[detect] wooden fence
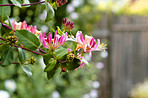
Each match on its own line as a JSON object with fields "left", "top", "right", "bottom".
{"left": 111, "top": 15, "right": 148, "bottom": 98}
{"left": 94, "top": 15, "right": 148, "bottom": 98}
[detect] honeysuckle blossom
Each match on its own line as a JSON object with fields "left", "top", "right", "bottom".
{"left": 39, "top": 31, "right": 68, "bottom": 51}
{"left": 55, "top": 0, "right": 67, "bottom": 7}
{"left": 63, "top": 18, "right": 74, "bottom": 31}
{"left": 76, "top": 31, "right": 100, "bottom": 57}
{"left": 12, "top": 20, "right": 41, "bottom": 36}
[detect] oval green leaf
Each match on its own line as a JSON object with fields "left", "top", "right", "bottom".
{"left": 16, "top": 30, "right": 40, "bottom": 50}
{"left": 45, "top": 2, "right": 55, "bottom": 22}
{"left": 54, "top": 48, "right": 68, "bottom": 60}
{"left": 18, "top": 48, "right": 26, "bottom": 64}
{"left": 1, "top": 47, "right": 14, "bottom": 66}
{"left": 44, "top": 58, "right": 57, "bottom": 72}
{"left": 20, "top": 64, "right": 32, "bottom": 77}
{"left": 0, "top": 0, "right": 11, "bottom": 22}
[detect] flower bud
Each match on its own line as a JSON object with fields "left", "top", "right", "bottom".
{"left": 55, "top": 0, "right": 67, "bottom": 7}
{"left": 6, "top": 36, "right": 18, "bottom": 46}
{"left": 28, "top": 57, "right": 36, "bottom": 65}
{"left": 66, "top": 53, "right": 75, "bottom": 62}
{"left": 63, "top": 18, "right": 74, "bottom": 31}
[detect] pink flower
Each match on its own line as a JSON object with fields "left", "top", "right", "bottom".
{"left": 63, "top": 18, "right": 74, "bottom": 31}
{"left": 12, "top": 20, "right": 41, "bottom": 36}
{"left": 75, "top": 31, "right": 100, "bottom": 57}
{"left": 39, "top": 31, "right": 68, "bottom": 51}
{"left": 55, "top": 0, "right": 67, "bottom": 7}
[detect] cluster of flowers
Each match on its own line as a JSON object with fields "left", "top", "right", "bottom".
{"left": 12, "top": 20, "right": 41, "bottom": 36}
{"left": 11, "top": 18, "right": 106, "bottom": 69}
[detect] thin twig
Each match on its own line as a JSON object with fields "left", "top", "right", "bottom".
{"left": 1, "top": 22, "right": 15, "bottom": 31}
{"left": 0, "top": 37, "right": 6, "bottom": 41}
{"left": 0, "top": 1, "right": 45, "bottom": 6}
{"left": 14, "top": 45, "right": 44, "bottom": 55}
{"left": 0, "top": 43, "right": 4, "bottom": 45}
{"left": 0, "top": 62, "right": 19, "bottom": 65}
{"left": 0, "top": 37, "right": 44, "bottom": 55}
{"left": 38, "top": 48, "right": 47, "bottom": 54}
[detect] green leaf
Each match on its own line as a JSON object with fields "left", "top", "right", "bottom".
{"left": 64, "top": 58, "right": 80, "bottom": 70}
{"left": 47, "top": 70, "right": 56, "bottom": 80}
{"left": 50, "top": 27, "right": 55, "bottom": 34}
{"left": 18, "top": 48, "right": 26, "bottom": 64}
{"left": 1, "top": 47, "right": 14, "bottom": 66}
{"left": 23, "top": 0, "right": 30, "bottom": 7}
{"left": 77, "top": 57, "right": 89, "bottom": 67}
{"left": 16, "top": 30, "right": 40, "bottom": 50}
{"left": 54, "top": 48, "right": 68, "bottom": 60}
{"left": 45, "top": 2, "right": 55, "bottom": 22}
{"left": 20, "top": 64, "right": 32, "bottom": 77}
{"left": 57, "top": 26, "right": 63, "bottom": 35}
{"left": 43, "top": 52, "right": 53, "bottom": 65}
{"left": 51, "top": 2, "right": 57, "bottom": 10}
{"left": 0, "top": 0, "right": 11, "bottom": 22}
{"left": 44, "top": 58, "right": 57, "bottom": 72}
{"left": 0, "top": 44, "right": 9, "bottom": 52}
{"left": 7, "top": 16, "right": 14, "bottom": 31}
{"left": 10, "top": 0, "right": 22, "bottom": 8}
{"left": 46, "top": 63, "right": 59, "bottom": 80}
{"left": 1, "top": 24, "right": 11, "bottom": 36}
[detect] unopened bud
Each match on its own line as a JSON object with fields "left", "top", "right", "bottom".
{"left": 66, "top": 53, "right": 75, "bottom": 62}
{"left": 28, "top": 57, "right": 36, "bottom": 65}
{"left": 63, "top": 18, "right": 74, "bottom": 31}
{"left": 6, "top": 36, "right": 18, "bottom": 46}
{"left": 55, "top": 0, "right": 67, "bottom": 7}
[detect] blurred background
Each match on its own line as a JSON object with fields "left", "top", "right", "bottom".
{"left": 0, "top": 0, "right": 148, "bottom": 98}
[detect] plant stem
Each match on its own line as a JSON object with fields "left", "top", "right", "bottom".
{"left": 14, "top": 45, "right": 44, "bottom": 55}
{"left": 0, "top": 37, "right": 44, "bottom": 55}
{"left": 0, "top": 22, "right": 15, "bottom": 31}
{"left": 0, "top": 1, "right": 45, "bottom": 6}
{"left": 0, "top": 62, "right": 19, "bottom": 65}
{"left": 0, "top": 37, "right": 6, "bottom": 41}
{"left": 0, "top": 43, "right": 4, "bottom": 45}
{"left": 38, "top": 48, "right": 47, "bottom": 54}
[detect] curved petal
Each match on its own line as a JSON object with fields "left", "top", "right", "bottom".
{"left": 63, "top": 32, "right": 68, "bottom": 44}
{"left": 91, "top": 39, "right": 100, "bottom": 51}
{"left": 76, "top": 31, "right": 84, "bottom": 44}
{"left": 42, "top": 39, "right": 48, "bottom": 48}
{"left": 59, "top": 35, "right": 63, "bottom": 44}
{"left": 90, "top": 38, "right": 96, "bottom": 48}
{"left": 54, "top": 30, "right": 58, "bottom": 44}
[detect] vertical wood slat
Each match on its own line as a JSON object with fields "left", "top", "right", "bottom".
{"left": 111, "top": 16, "right": 148, "bottom": 98}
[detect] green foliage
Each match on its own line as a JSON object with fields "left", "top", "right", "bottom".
{"left": 10, "top": 0, "right": 22, "bottom": 8}
{"left": 57, "top": 26, "right": 63, "bottom": 35}
{"left": 45, "top": 1, "right": 55, "bottom": 22}
{"left": 47, "top": 63, "right": 59, "bottom": 80}
{"left": 44, "top": 58, "right": 57, "bottom": 72}
{"left": 0, "top": 0, "right": 11, "bottom": 22}
{"left": 43, "top": 52, "right": 53, "bottom": 65}
{"left": 64, "top": 58, "right": 80, "bottom": 70}
{"left": 16, "top": 30, "right": 40, "bottom": 50}
{"left": 1, "top": 47, "right": 14, "bottom": 66}
{"left": 54, "top": 48, "right": 68, "bottom": 60}
{"left": 20, "top": 64, "right": 32, "bottom": 77}
{"left": 18, "top": 48, "right": 26, "bottom": 64}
